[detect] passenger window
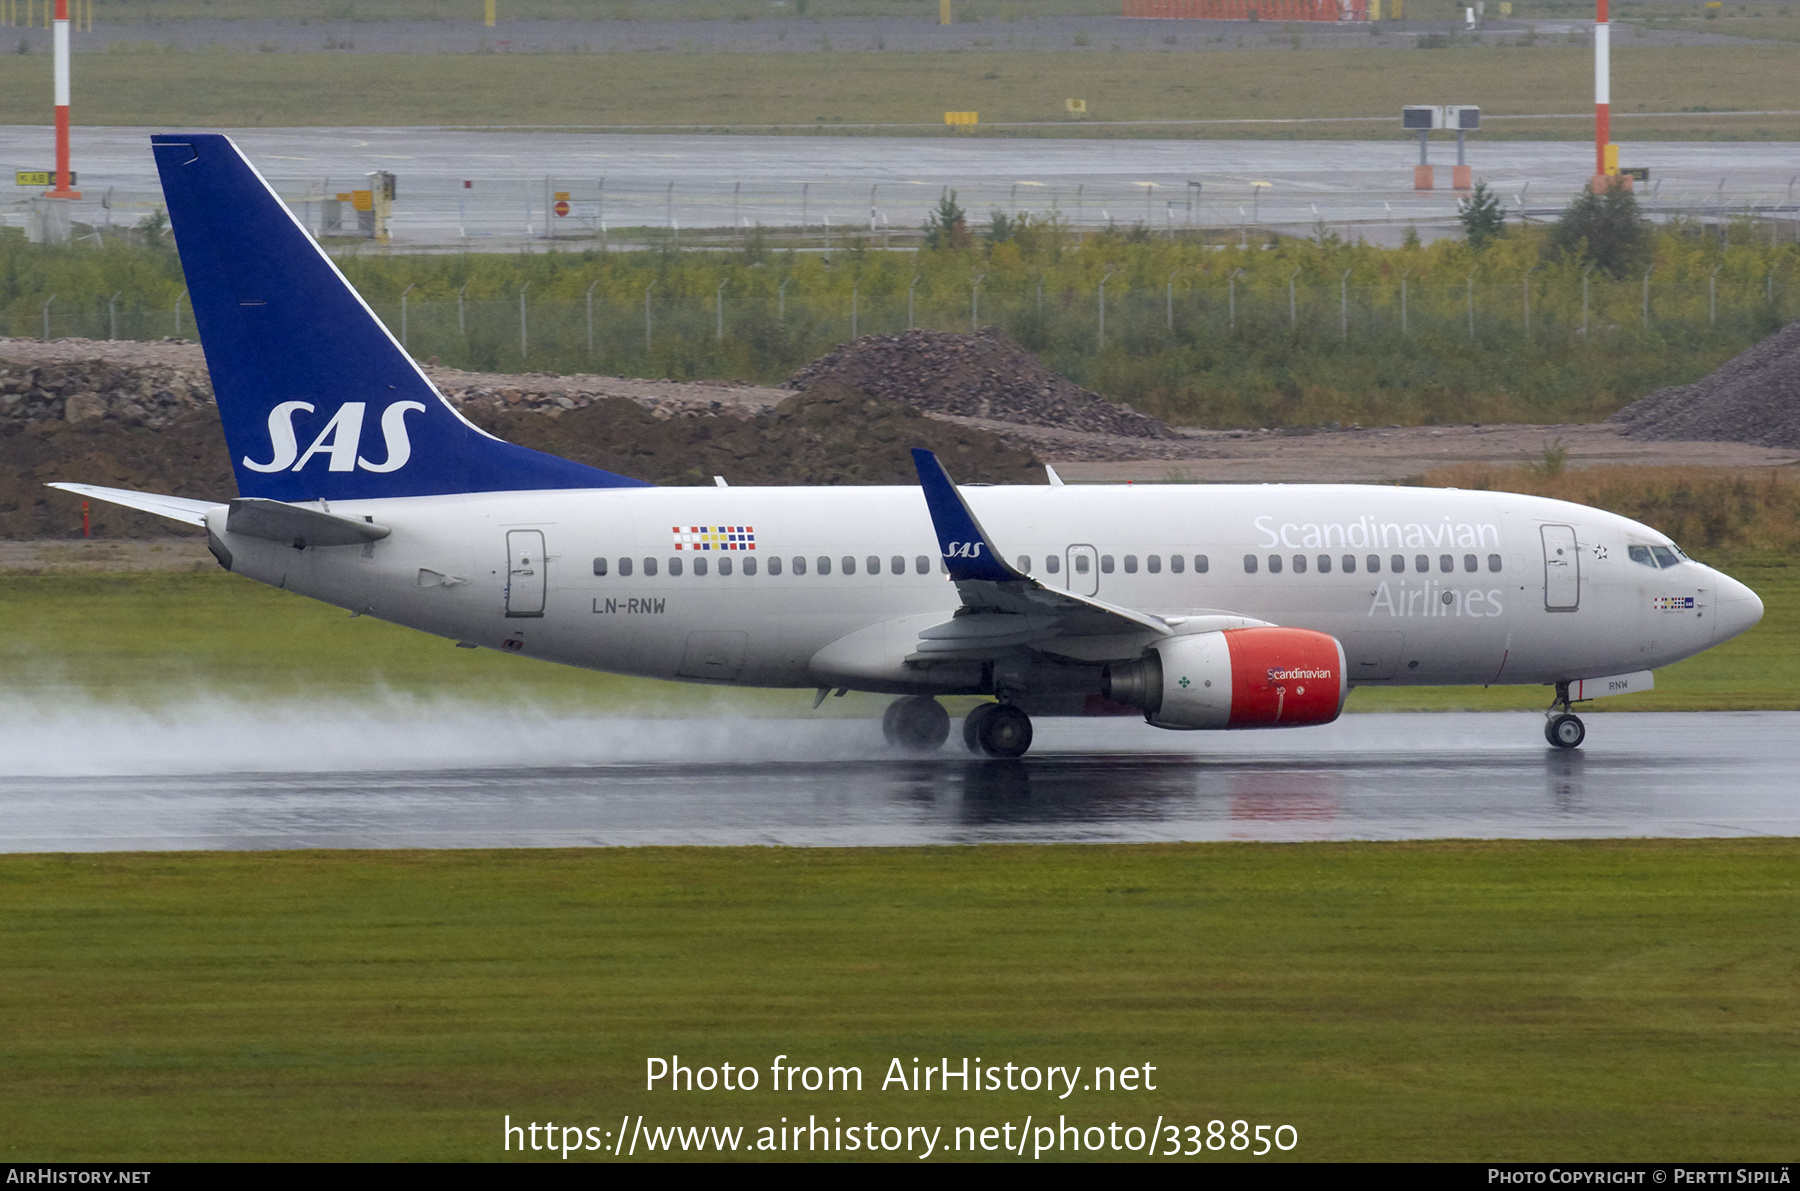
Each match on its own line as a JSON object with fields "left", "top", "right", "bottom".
{"left": 1487, "top": 554, "right": 1502, "bottom": 572}
{"left": 1100, "top": 555, "right": 1115, "bottom": 574}
{"left": 1628, "top": 545, "right": 1655, "bottom": 567}
{"left": 643, "top": 557, "right": 658, "bottom": 577}
{"left": 818, "top": 556, "right": 831, "bottom": 575}
{"left": 1170, "top": 554, "right": 1184, "bottom": 574}
{"left": 1318, "top": 554, "right": 1331, "bottom": 574}
{"left": 620, "top": 557, "right": 634, "bottom": 577}
{"left": 1123, "top": 555, "right": 1138, "bottom": 574}
{"left": 1075, "top": 555, "right": 1090, "bottom": 575}
{"left": 1244, "top": 554, "right": 1258, "bottom": 574}
{"left": 866, "top": 555, "right": 879, "bottom": 575}
{"left": 1045, "top": 555, "right": 1060, "bottom": 574}
{"left": 593, "top": 557, "right": 608, "bottom": 576}
{"left": 792, "top": 556, "right": 806, "bottom": 575}
{"left": 1293, "top": 554, "right": 1307, "bottom": 574}
{"left": 1439, "top": 554, "right": 1453, "bottom": 573}
{"left": 1268, "top": 555, "right": 1283, "bottom": 574}
{"left": 1195, "top": 555, "right": 1208, "bottom": 574}
{"left": 1367, "top": 555, "right": 1380, "bottom": 573}
{"left": 843, "top": 556, "right": 856, "bottom": 575}
{"left": 670, "top": 557, "right": 684, "bottom": 577}
{"left": 915, "top": 555, "right": 930, "bottom": 575}
{"left": 1343, "top": 554, "right": 1356, "bottom": 574}
{"left": 743, "top": 556, "right": 758, "bottom": 576}
{"left": 1391, "top": 555, "right": 1405, "bottom": 573}
{"left": 1463, "top": 553, "right": 1477, "bottom": 572}
{"left": 892, "top": 555, "right": 905, "bottom": 575}
{"left": 1652, "top": 545, "right": 1680, "bottom": 568}
{"left": 695, "top": 556, "right": 709, "bottom": 577}
{"left": 1017, "top": 556, "right": 1031, "bottom": 573}
{"left": 1414, "top": 555, "right": 1429, "bottom": 573}
{"left": 1148, "top": 554, "right": 1162, "bottom": 574}
{"left": 719, "top": 557, "right": 733, "bottom": 576}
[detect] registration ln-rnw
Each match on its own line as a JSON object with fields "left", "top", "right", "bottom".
{"left": 58, "top": 136, "right": 1764, "bottom": 758}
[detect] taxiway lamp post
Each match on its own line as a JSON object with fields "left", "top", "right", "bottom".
{"left": 1403, "top": 105, "right": 1441, "bottom": 191}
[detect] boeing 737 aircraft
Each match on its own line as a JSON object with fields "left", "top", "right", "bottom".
{"left": 55, "top": 135, "right": 1764, "bottom": 757}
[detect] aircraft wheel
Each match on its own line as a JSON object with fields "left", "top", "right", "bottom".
{"left": 976, "top": 704, "right": 1034, "bottom": 759}
{"left": 885, "top": 696, "right": 950, "bottom": 752}
{"left": 963, "top": 703, "right": 998, "bottom": 755}
{"left": 1546, "top": 713, "right": 1585, "bottom": 750}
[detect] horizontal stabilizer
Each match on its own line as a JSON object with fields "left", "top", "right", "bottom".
{"left": 46, "top": 482, "right": 219, "bottom": 527}
{"left": 226, "top": 498, "right": 391, "bottom": 549}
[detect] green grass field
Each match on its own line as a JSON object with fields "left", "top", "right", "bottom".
{"left": 1, "top": 840, "right": 1794, "bottom": 1161}
{"left": 2, "top": 559, "right": 1792, "bottom": 711}
{"left": 4, "top": 45, "right": 1799, "bottom": 137}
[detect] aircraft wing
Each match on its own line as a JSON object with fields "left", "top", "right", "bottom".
{"left": 910, "top": 449, "right": 1182, "bottom": 658}
{"left": 46, "top": 482, "right": 221, "bottom": 528}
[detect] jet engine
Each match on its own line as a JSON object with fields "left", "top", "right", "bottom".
{"left": 1102, "top": 627, "right": 1347, "bottom": 730}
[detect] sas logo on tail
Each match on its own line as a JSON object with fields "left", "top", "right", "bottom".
{"left": 243, "top": 400, "right": 426, "bottom": 473}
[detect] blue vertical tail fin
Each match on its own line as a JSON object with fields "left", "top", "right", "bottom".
{"left": 151, "top": 133, "right": 647, "bottom": 501}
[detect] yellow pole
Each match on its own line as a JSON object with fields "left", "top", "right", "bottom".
{"left": 939, "top": 0, "right": 951, "bottom": 24}
{"left": 485, "top": 0, "right": 496, "bottom": 27}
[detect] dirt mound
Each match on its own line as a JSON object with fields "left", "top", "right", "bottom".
{"left": 9, "top": 386, "right": 1039, "bottom": 539}
{"left": 472, "top": 385, "right": 1041, "bottom": 488}
{"left": 1611, "top": 319, "right": 1800, "bottom": 448}
{"left": 786, "top": 327, "right": 1177, "bottom": 440}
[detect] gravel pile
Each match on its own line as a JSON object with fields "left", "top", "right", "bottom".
{"left": 1611, "top": 319, "right": 1800, "bottom": 448}
{"left": 786, "top": 327, "right": 1177, "bottom": 440}
{"left": 0, "top": 351, "right": 213, "bottom": 430}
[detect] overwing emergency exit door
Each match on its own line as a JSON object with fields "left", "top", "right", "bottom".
{"left": 1541, "top": 523, "right": 1580, "bottom": 612}
{"left": 1065, "top": 544, "right": 1099, "bottom": 596}
{"left": 506, "top": 529, "right": 546, "bottom": 618}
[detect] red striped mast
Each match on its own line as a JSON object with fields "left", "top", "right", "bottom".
{"left": 1594, "top": 0, "right": 1613, "bottom": 186}
{"left": 46, "top": 0, "right": 80, "bottom": 199}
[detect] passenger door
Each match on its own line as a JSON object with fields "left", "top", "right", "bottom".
{"left": 1541, "top": 524, "right": 1579, "bottom": 612}
{"left": 505, "top": 529, "right": 546, "bottom": 618}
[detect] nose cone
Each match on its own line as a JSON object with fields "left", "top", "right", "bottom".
{"left": 1712, "top": 571, "right": 1765, "bottom": 645}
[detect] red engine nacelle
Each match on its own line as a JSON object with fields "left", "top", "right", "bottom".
{"left": 1102, "top": 627, "right": 1347, "bottom": 730}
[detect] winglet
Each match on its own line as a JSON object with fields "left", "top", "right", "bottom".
{"left": 911, "top": 448, "right": 1028, "bottom": 583}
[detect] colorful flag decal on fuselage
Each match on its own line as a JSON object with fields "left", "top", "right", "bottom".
{"left": 672, "top": 525, "right": 756, "bottom": 551}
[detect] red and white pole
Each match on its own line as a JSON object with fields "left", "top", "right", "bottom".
{"left": 1594, "top": 0, "right": 1612, "bottom": 185}
{"left": 47, "top": 0, "right": 80, "bottom": 199}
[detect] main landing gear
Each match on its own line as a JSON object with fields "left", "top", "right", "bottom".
{"left": 882, "top": 696, "right": 951, "bottom": 752}
{"left": 963, "top": 702, "right": 1034, "bottom": 759}
{"left": 1544, "top": 681, "right": 1586, "bottom": 750}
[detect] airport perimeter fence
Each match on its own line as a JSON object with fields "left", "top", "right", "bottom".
{"left": 17, "top": 269, "right": 1794, "bottom": 387}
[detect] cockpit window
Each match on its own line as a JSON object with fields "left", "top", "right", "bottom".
{"left": 1630, "top": 543, "right": 1686, "bottom": 569}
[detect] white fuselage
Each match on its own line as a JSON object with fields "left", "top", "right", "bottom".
{"left": 204, "top": 483, "right": 1763, "bottom": 701}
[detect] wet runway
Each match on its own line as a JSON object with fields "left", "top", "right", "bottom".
{"left": 1, "top": 711, "right": 1793, "bottom": 851}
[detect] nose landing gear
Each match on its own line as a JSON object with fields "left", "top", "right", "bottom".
{"left": 1544, "top": 681, "right": 1586, "bottom": 750}
{"left": 881, "top": 696, "right": 951, "bottom": 752}
{"left": 963, "top": 702, "right": 1034, "bottom": 758}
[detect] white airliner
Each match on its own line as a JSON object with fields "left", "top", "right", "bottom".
{"left": 55, "top": 136, "right": 1764, "bottom": 758}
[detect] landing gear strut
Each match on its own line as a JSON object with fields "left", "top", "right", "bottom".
{"left": 1544, "top": 681, "right": 1586, "bottom": 750}
{"left": 962, "top": 702, "right": 1034, "bottom": 758}
{"left": 882, "top": 696, "right": 950, "bottom": 752}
